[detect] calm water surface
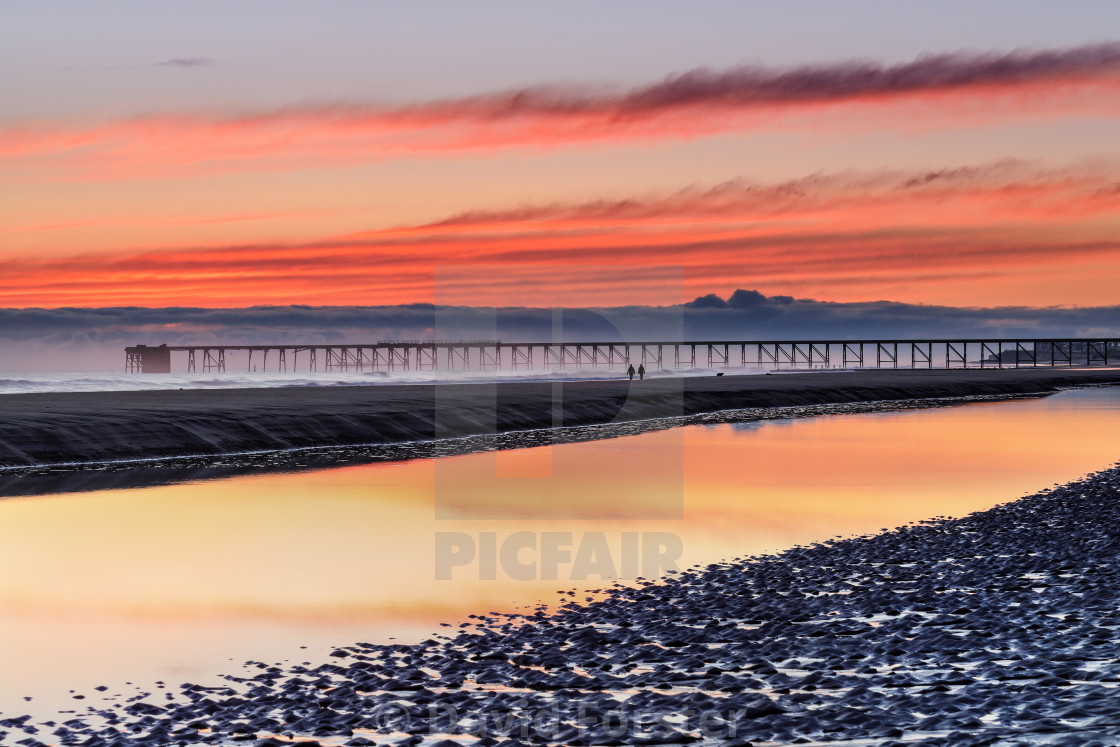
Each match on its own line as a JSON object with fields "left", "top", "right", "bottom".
{"left": 1, "top": 388, "right": 1118, "bottom": 718}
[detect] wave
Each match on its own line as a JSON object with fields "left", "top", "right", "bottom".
{"left": 0, "top": 366, "right": 799, "bottom": 395}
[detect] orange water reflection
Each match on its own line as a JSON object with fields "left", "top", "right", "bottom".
{"left": 0, "top": 388, "right": 1117, "bottom": 714}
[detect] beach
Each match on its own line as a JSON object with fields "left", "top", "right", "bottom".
{"left": 2, "top": 368, "right": 1119, "bottom": 471}
{"left": 2, "top": 375, "right": 1119, "bottom": 745}
{"left": 9, "top": 461, "right": 1120, "bottom": 746}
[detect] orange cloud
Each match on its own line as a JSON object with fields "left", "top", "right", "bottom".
{"left": 2, "top": 45, "right": 1120, "bottom": 180}
{"left": 2, "top": 162, "right": 1118, "bottom": 308}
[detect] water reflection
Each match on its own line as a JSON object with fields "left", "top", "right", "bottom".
{"left": 0, "top": 388, "right": 1117, "bottom": 717}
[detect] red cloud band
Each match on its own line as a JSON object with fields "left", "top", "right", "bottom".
{"left": 2, "top": 162, "right": 1117, "bottom": 308}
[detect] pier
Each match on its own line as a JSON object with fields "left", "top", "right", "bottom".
{"left": 124, "top": 338, "right": 1120, "bottom": 374}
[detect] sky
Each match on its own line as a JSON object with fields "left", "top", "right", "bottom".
{"left": 1, "top": 1, "right": 1119, "bottom": 321}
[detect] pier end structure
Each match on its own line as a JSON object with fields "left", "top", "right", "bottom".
{"left": 124, "top": 344, "right": 172, "bottom": 374}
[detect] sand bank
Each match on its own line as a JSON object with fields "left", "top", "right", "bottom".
{"left": 1, "top": 368, "right": 1118, "bottom": 471}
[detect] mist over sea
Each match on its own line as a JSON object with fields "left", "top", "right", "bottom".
{"left": 0, "top": 367, "right": 778, "bottom": 395}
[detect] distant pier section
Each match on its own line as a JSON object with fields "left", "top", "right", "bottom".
{"left": 124, "top": 338, "right": 1120, "bottom": 374}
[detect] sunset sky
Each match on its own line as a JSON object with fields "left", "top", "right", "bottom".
{"left": 2, "top": 1, "right": 1119, "bottom": 311}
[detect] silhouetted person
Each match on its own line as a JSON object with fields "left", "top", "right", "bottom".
{"left": 627, "top": 364, "right": 635, "bottom": 380}
{"left": 638, "top": 364, "right": 646, "bottom": 380}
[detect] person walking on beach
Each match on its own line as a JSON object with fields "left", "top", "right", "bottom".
{"left": 627, "top": 364, "right": 635, "bottom": 380}
{"left": 638, "top": 364, "right": 645, "bottom": 380}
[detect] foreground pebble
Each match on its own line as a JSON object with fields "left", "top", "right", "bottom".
{"left": 6, "top": 464, "right": 1120, "bottom": 747}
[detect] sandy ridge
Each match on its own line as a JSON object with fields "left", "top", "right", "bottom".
{"left": 1, "top": 368, "right": 1118, "bottom": 468}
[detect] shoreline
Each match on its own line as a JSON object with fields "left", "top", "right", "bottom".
{"left": 0, "top": 390, "right": 1050, "bottom": 497}
{"left": 13, "top": 461, "right": 1120, "bottom": 744}
{"left": 2, "top": 368, "right": 1119, "bottom": 472}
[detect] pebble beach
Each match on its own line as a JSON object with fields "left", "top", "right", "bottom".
{"left": 5, "top": 460, "right": 1120, "bottom": 746}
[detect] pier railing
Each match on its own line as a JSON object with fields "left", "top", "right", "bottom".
{"left": 124, "top": 339, "right": 1120, "bottom": 374}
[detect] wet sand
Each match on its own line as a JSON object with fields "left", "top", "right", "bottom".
{"left": 2, "top": 368, "right": 1119, "bottom": 470}
{"left": 9, "top": 463, "right": 1120, "bottom": 745}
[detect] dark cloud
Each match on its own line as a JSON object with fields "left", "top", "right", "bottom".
{"left": 156, "top": 57, "right": 214, "bottom": 68}
{"left": 685, "top": 294, "right": 727, "bottom": 309}
{"left": 393, "top": 42, "right": 1120, "bottom": 122}
{"left": 610, "top": 43, "right": 1120, "bottom": 113}
{"left": 727, "top": 290, "right": 767, "bottom": 309}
